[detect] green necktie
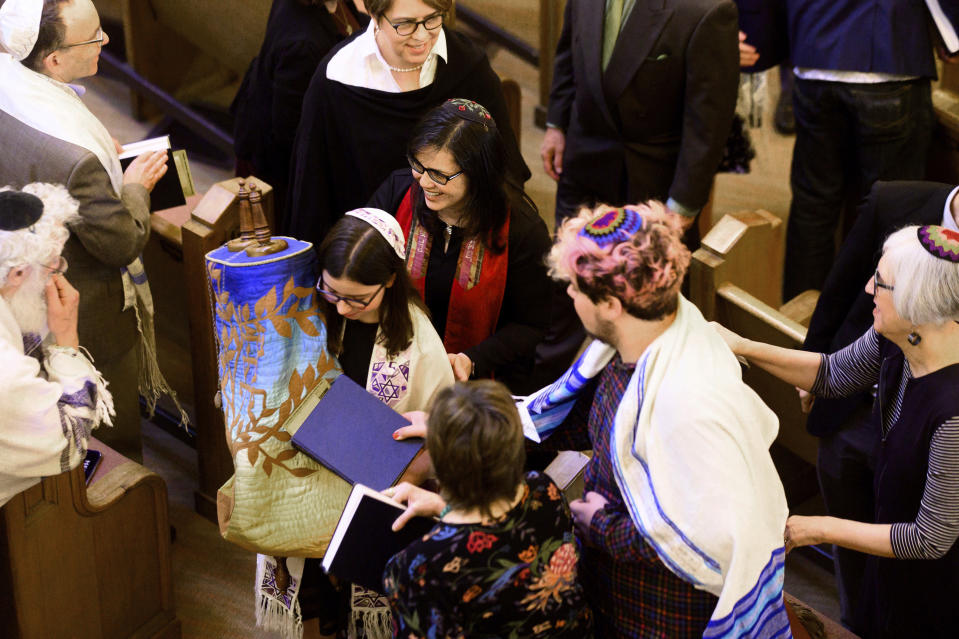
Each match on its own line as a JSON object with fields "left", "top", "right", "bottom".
{"left": 602, "top": 0, "right": 625, "bottom": 70}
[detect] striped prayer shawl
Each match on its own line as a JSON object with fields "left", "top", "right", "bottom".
{"left": 527, "top": 297, "right": 792, "bottom": 638}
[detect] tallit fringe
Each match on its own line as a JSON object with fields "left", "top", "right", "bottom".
{"left": 349, "top": 607, "right": 392, "bottom": 639}
{"left": 255, "top": 591, "right": 303, "bottom": 639}
{"left": 77, "top": 345, "right": 115, "bottom": 427}
{"left": 254, "top": 556, "right": 303, "bottom": 639}
{"left": 133, "top": 299, "right": 190, "bottom": 428}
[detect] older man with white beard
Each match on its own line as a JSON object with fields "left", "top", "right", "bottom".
{"left": 0, "top": 183, "right": 113, "bottom": 507}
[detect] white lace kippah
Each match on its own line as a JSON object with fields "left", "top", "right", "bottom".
{"left": 344, "top": 208, "right": 407, "bottom": 260}
{"left": 0, "top": 0, "right": 43, "bottom": 61}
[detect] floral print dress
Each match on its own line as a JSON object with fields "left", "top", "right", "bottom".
{"left": 383, "top": 472, "right": 593, "bottom": 638}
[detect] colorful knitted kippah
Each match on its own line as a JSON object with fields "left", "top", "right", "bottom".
{"left": 0, "top": 190, "right": 43, "bottom": 231}
{"left": 578, "top": 206, "right": 645, "bottom": 247}
{"left": 443, "top": 98, "right": 494, "bottom": 127}
{"left": 917, "top": 225, "right": 959, "bottom": 263}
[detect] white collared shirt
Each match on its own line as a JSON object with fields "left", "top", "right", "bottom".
{"left": 943, "top": 186, "right": 959, "bottom": 232}
{"left": 326, "top": 19, "right": 447, "bottom": 93}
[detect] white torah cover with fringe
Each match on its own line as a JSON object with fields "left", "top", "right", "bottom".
{"left": 527, "top": 296, "right": 792, "bottom": 639}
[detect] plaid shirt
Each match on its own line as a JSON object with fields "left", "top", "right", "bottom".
{"left": 575, "top": 355, "right": 718, "bottom": 638}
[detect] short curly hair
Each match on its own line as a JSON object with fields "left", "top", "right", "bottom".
{"left": 427, "top": 380, "right": 525, "bottom": 519}
{"left": 548, "top": 201, "right": 691, "bottom": 320}
{"left": 0, "top": 183, "right": 79, "bottom": 285}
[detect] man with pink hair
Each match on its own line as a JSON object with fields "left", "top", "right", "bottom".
{"left": 525, "top": 202, "right": 791, "bottom": 639}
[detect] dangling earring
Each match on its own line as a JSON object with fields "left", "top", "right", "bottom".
{"left": 907, "top": 329, "right": 922, "bottom": 346}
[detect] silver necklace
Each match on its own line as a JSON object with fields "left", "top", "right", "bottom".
{"left": 388, "top": 62, "right": 423, "bottom": 73}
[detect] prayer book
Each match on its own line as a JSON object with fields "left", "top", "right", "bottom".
{"left": 119, "top": 135, "right": 196, "bottom": 211}
{"left": 544, "top": 450, "right": 591, "bottom": 501}
{"left": 927, "top": 0, "right": 959, "bottom": 55}
{"left": 322, "top": 483, "right": 436, "bottom": 591}
{"left": 289, "top": 375, "right": 421, "bottom": 489}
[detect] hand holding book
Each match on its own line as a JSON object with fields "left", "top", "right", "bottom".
{"left": 384, "top": 482, "right": 446, "bottom": 531}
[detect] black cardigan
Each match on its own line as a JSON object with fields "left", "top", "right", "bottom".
{"left": 231, "top": 0, "right": 365, "bottom": 210}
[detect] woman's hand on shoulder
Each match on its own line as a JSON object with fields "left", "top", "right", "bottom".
{"left": 784, "top": 515, "right": 828, "bottom": 553}
{"left": 709, "top": 321, "right": 748, "bottom": 357}
{"left": 385, "top": 482, "right": 446, "bottom": 531}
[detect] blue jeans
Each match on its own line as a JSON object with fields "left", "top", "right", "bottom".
{"left": 782, "top": 78, "right": 933, "bottom": 301}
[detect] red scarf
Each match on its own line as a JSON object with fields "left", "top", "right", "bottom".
{"left": 396, "top": 186, "right": 509, "bottom": 356}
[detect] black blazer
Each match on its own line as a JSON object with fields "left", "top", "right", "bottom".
{"left": 804, "top": 180, "right": 954, "bottom": 436}
{"left": 547, "top": 0, "right": 740, "bottom": 211}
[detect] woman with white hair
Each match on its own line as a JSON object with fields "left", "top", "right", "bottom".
{"left": 713, "top": 225, "right": 959, "bottom": 638}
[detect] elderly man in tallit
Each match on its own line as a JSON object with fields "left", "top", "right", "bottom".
{"left": 0, "top": 0, "right": 180, "bottom": 462}
{"left": 0, "top": 184, "right": 114, "bottom": 506}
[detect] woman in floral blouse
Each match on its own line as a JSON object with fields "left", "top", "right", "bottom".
{"left": 383, "top": 381, "right": 593, "bottom": 638}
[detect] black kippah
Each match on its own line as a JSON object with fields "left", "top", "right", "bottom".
{"left": 0, "top": 191, "right": 43, "bottom": 231}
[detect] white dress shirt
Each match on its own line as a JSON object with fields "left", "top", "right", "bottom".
{"left": 943, "top": 185, "right": 959, "bottom": 232}
{"left": 326, "top": 19, "right": 448, "bottom": 93}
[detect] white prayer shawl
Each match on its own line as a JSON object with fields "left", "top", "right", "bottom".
{"left": 0, "top": 296, "right": 113, "bottom": 506}
{"left": 0, "top": 53, "right": 123, "bottom": 193}
{"left": 529, "top": 297, "right": 791, "bottom": 639}
{"left": 364, "top": 302, "right": 454, "bottom": 414}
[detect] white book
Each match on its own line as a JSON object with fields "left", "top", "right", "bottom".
{"left": 118, "top": 135, "right": 172, "bottom": 160}
{"left": 927, "top": 0, "right": 959, "bottom": 55}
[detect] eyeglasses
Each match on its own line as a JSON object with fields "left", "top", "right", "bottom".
{"left": 37, "top": 256, "right": 68, "bottom": 276}
{"left": 873, "top": 270, "right": 894, "bottom": 292}
{"left": 407, "top": 154, "right": 463, "bottom": 185}
{"left": 315, "top": 276, "right": 385, "bottom": 309}
{"left": 61, "top": 26, "right": 105, "bottom": 49}
{"left": 385, "top": 13, "right": 443, "bottom": 36}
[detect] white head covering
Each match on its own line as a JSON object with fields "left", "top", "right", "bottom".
{"left": 345, "top": 208, "right": 407, "bottom": 259}
{"left": 0, "top": 0, "right": 42, "bottom": 61}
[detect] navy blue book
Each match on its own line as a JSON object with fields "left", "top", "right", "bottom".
{"left": 290, "top": 374, "right": 421, "bottom": 489}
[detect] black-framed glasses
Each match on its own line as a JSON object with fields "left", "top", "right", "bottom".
{"left": 37, "top": 256, "right": 68, "bottom": 276}
{"left": 61, "top": 26, "right": 105, "bottom": 49}
{"left": 407, "top": 154, "right": 463, "bottom": 185}
{"left": 873, "top": 270, "right": 894, "bottom": 292}
{"left": 386, "top": 13, "right": 443, "bottom": 36}
{"left": 316, "top": 275, "right": 385, "bottom": 309}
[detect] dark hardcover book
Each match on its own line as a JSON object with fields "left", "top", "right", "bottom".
{"left": 118, "top": 136, "right": 195, "bottom": 211}
{"left": 322, "top": 483, "right": 436, "bottom": 591}
{"left": 927, "top": 0, "right": 959, "bottom": 54}
{"left": 290, "top": 374, "right": 421, "bottom": 489}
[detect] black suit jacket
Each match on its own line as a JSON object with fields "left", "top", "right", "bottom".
{"left": 804, "top": 180, "right": 954, "bottom": 436}
{"left": 547, "top": 0, "right": 739, "bottom": 211}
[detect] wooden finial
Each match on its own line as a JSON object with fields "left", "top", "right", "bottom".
{"left": 246, "top": 181, "right": 289, "bottom": 256}
{"left": 226, "top": 181, "right": 257, "bottom": 252}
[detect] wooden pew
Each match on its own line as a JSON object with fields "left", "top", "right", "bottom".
{"left": 144, "top": 178, "right": 272, "bottom": 522}
{"left": 689, "top": 210, "right": 820, "bottom": 465}
{"left": 0, "top": 439, "right": 180, "bottom": 638}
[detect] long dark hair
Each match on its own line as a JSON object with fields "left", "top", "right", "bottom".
{"left": 407, "top": 102, "right": 535, "bottom": 254}
{"left": 316, "top": 216, "right": 422, "bottom": 358}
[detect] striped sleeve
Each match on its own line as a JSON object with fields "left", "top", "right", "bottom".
{"left": 891, "top": 417, "right": 959, "bottom": 560}
{"left": 810, "top": 329, "right": 882, "bottom": 398}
